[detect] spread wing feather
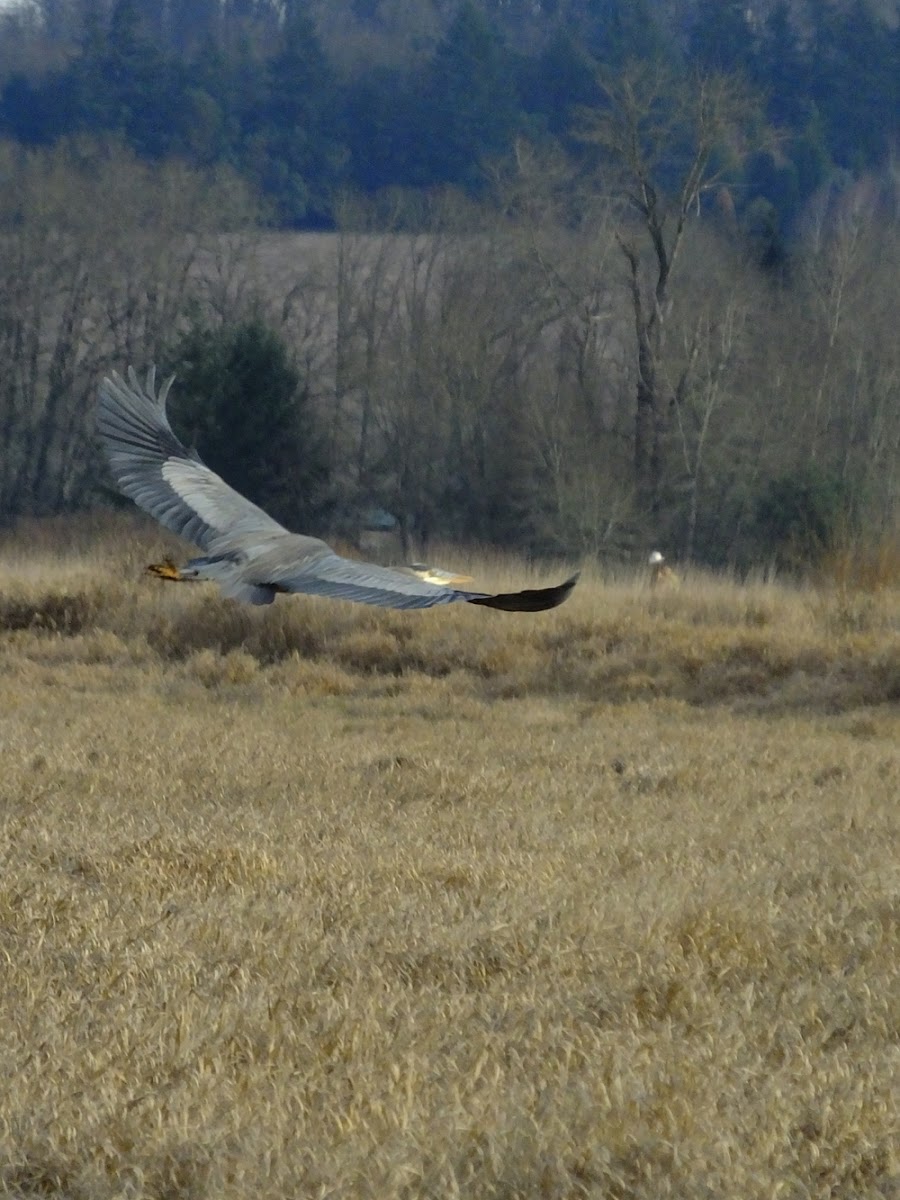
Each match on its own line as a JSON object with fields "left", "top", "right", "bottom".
{"left": 97, "top": 367, "right": 288, "bottom": 551}
{"left": 263, "top": 550, "right": 468, "bottom": 609}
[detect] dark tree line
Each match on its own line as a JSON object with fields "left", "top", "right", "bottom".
{"left": 0, "top": 0, "right": 897, "bottom": 235}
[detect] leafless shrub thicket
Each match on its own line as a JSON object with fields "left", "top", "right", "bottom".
{"left": 0, "top": 139, "right": 258, "bottom": 520}
{"left": 286, "top": 171, "right": 898, "bottom": 566}
{"left": 0, "top": 137, "right": 897, "bottom": 569}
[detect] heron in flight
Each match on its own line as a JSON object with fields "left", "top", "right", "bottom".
{"left": 97, "top": 368, "right": 578, "bottom": 613}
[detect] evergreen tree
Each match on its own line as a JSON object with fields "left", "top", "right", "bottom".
{"left": 67, "top": 0, "right": 187, "bottom": 156}
{"left": 688, "top": 0, "right": 756, "bottom": 76}
{"left": 342, "top": 66, "right": 418, "bottom": 194}
{"left": 411, "top": 1, "right": 519, "bottom": 188}
{"left": 581, "top": 0, "right": 664, "bottom": 68}
{"left": 754, "top": 467, "right": 850, "bottom": 568}
{"left": 248, "top": 4, "right": 343, "bottom": 224}
{"left": 0, "top": 73, "right": 75, "bottom": 144}
{"left": 518, "top": 25, "right": 598, "bottom": 137}
{"left": 171, "top": 319, "right": 331, "bottom": 531}
{"left": 169, "top": 0, "right": 222, "bottom": 56}
{"left": 755, "top": 2, "right": 808, "bottom": 129}
{"left": 808, "top": 0, "right": 897, "bottom": 169}
{"left": 132, "top": 0, "right": 167, "bottom": 45}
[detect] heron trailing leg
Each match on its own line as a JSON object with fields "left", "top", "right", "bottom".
{"left": 147, "top": 559, "right": 193, "bottom": 582}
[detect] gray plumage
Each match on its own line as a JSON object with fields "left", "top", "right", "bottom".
{"left": 97, "top": 367, "right": 578, "bottom": 613}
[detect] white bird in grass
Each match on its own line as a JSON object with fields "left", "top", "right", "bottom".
{"left": 649, "top": 550, "right": 679, "bottom": 590}
{"left": 97, "top": 367, "right": 578, "bottom": 613}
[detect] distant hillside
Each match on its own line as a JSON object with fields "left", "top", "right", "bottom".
{"left": 0, "top": 0, "right": 897, "bottom": 234}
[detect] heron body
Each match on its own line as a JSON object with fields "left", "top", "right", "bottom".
{"left": 97, "top": 368, "right": 578, "bottom": 614}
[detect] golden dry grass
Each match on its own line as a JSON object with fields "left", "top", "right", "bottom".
{"left": 1, "top": 516, "right": 898, "bottom": 1199}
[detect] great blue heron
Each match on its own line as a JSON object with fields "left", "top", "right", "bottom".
{"left": 97, "top": 368, "right": 578, "bottom": 613}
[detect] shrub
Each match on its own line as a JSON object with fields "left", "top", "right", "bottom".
{"left": 754, "top": 466, "right": 849, "bottom": 569}
{"left": 169, "top": 318, "right": 332, "bottom": 532}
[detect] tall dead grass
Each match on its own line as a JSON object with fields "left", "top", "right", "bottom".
{"left": 1, "top": 516, "right": 897, "bottom": 709}
{"left": 0, "top": 516, "right": 898, "bottom": 1198}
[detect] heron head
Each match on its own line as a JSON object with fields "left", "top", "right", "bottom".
{"left": 649, "top": 551, "right": 665, "bottom": 565}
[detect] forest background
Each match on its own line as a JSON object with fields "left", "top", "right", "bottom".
{"left": 0, "top": 0, "right": 897, "bottom": 568}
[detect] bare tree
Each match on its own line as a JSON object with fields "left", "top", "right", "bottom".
{"left": 0, "top": 140, "right": 259, "bottom": 520}
{"left": 353, "top": 191, "right": 577, "bottom": 555}
{"left": 793, "top": 175, "right": 900, "bottom": 533}
{"left": 577, "top": 61, "right": 765, "bottom": 534}
{"left": 332, "top": 196, "right": 410, "bottom": 491}
{"left": 670, "top": 286, "right": 748, "bottom": 562}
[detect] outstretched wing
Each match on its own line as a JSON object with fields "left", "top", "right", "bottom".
{"left": 97, "top": 367, "right": 289, "bottom": 552}
{"left": 255, "top": 543, "right": 579, "bottom": 612}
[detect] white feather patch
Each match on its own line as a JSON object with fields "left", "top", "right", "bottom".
{"left": 161, "top": 460, "right": 228, "bottom": 530}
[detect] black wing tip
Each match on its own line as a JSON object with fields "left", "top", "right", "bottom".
{"left": 466, "top": 571, "right": 580, "bottom": 613}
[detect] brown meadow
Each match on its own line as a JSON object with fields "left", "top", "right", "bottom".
{"left": 1, "top": 517, "right": 898, "bottom": 1198}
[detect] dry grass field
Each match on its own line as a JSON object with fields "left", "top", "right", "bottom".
{"left": 1, "top": 516, "right": 898, "bottom": 1199}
